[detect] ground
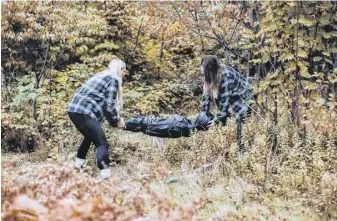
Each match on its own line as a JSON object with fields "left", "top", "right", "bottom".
{"left": 2, "top": 126, "right": 335, "bottom": 221}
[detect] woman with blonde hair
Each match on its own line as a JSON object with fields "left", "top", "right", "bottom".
{"left": 198, "top": 55, "right": 252, "bottom": 154}
{"left": 67, "top": 59, "right": 126, "bottom": 179}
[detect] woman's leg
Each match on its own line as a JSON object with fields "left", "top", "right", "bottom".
{"left": 82, "top": 117, "right": 110, "bottom": 170}
{"left": 236, "top": 119, "right": 243, "bottom": 154}
{"left": 77, "top": 137, "right": 92, "bottom": 159}
{"left": 68, "top": 112, "right": 110, "bottom": 170}
{"left": 231, "top": 98, "right": 247, "bottom": 154}
{"left": 68, "top": 112, "right": 93, "bottom": 160}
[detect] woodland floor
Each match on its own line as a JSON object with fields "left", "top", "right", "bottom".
{"left": 2, "top": 130, "right": 330, "bottom": 221}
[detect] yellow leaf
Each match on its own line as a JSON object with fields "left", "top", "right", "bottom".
{"left": 55, "top": 74, "right": 68, "bottom": 83}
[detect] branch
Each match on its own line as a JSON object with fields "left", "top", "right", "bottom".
{"left": 41, "top": 47, "right": 65, "bottom": 86}
{"left": 200, "top": 6, "right": 223, "bottom": 41}
{"left": 229, "top": 6, "right": 244, "bottom": 43}
{"left": 36, "top": 43, "right": 50, "bottom": 88}
{"left": 201, "top": 6, "right": 249, "bottom": 62}
{"left": 170, "top": 2, "right": 182, "bottom": 20}
{"left": 229, "top": 19, "right": 240, "bottom": 43}
{"left": 130, "top": 17, "right": 144, "bottom": 59}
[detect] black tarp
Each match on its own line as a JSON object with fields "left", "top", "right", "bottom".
{"left": 124, "top": 111, "right": 214, "bottom": 138}
{"left": 193, "top": 111, "right": 215, "bottom": 131}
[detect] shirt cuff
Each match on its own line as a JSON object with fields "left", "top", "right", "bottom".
{"left": 115, "top": 113, "right": 121, "bottom": 121}
{"left": 213, "top": 116, "right": 220, "bottom": 124}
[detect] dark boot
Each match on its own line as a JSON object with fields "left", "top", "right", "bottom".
{"left": 96, "top": 143, "right": 111, "bottom": 179}
{"left": 96, "top": 143, "right": 110, "bottom": 170}
{"left": 236, "top": 120, "right": 244, "bottom": 156}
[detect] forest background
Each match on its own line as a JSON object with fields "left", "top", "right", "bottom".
{"left": 1, "top": 1, "right": 337, "bottom": 220}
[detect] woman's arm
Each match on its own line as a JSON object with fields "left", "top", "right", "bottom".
{"left": 214, "top": 70, "right": 232, "bottom": 125}
{"left": 200, "top": 94, "right": 211, "bottom": 113}
{"left": 104, "top": 78, "right": 120, "bottom": 127}
{"left": 214, "top": 94, "right": 231, "bottom": 125}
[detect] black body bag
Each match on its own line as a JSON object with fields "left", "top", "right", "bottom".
{"left": 124, "top": 111, "right": 214, "bottom": 138}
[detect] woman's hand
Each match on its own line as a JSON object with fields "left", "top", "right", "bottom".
{"left": 117, "top": 118, "right": 126, "bottom": 129}
{"left": 206, "top": 120, "right": 215, "bottom": 129}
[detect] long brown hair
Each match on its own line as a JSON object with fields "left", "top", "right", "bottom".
{"left": 201, "top": 55, "right": 221, "bottom": 99}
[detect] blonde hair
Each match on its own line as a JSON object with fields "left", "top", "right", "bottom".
{"left": 107, "top": 59, "right": 126, "bottom": 112}
{"left": 201, "top": 55, "right": 221, "bottom": 100}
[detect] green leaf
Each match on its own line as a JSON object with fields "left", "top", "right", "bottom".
{"left": 315, "top": 97, "right": 325, "bottom": 105}
{"left": 313, "top": 56, "right": 322, "bottom": 62}
{"left": 298, "top": 16, "right": 315, "bottom": 27}
{"left": 323, "top": 32, "right": 332, "bottom": 39}
{"left": 94, "top": 41, "right": 120, "bottom": 51}
{"left": 298, "top": 50, "right": 308, "bottom": 59}
{"left": 304, "top": 82, "right": 318, "bottom": 90}
{"left": 322, "top": 51, "right": 330, "bottom": 57}
{"left": 249, "top": 59, "right": 262, "bottom": 64}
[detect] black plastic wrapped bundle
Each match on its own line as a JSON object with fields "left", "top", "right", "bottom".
{"left": 193, "top": 111, "right": 214, "bottom": 131}
{"left": 125, "top": 115, "right": 193, "bottom": 138}
{"left": 124, "top": 112, "right": 214, "bottom": 138}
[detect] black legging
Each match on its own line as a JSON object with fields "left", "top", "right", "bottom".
{"left": 68, "top": 112, "right": 110, "bottom": 169}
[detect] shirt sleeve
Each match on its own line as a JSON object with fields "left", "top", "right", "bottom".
{"left": 104, "top": 78, "right": 121, "bottom": 126}
{"left": 214, "top": 94, "right": 230, "bottom": 124}
{"left": 200, "top": 94, "right": 211, "bottom": 113}
{"left": 214, "top": 74, "right": 231, "bottom": 124}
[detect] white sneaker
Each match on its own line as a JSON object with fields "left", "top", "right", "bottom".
{"left": 100, "top": 168, "right": 111, "bottom": 179}
{"left": 75, "top": 157, "right": 85, "bottom": 169}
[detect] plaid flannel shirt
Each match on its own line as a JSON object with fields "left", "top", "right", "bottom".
{"left": 68, "top": 72, "right": 120, "bottom": 125}
{"left": 200, "top": 64, "right": 252, "bottom": 123}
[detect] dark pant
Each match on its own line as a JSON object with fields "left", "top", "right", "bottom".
{"left": 68, "top": 112, "right": 110, "bottom": 169}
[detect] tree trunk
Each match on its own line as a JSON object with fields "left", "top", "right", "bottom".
{"left": 32, "top": 74, "right": 41, "bottom": 121}
{"left": 157, "top": 30, "right": 165, "bottom": 79}
{"left": 32, "top": 99, "right": 37, "bottom": 121}
{"left": 291, "top": 2, "right": 300, "bottom": 127}
{"left": 272, "top": 93, "right": 278, "bottom": 155}
{"left": 194, "top": 8, "right": 204, "bottom": 52}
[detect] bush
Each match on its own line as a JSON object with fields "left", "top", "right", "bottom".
{"left": 1, "top": 115, "right": 39, "bottom": 153}
{"left": 163, "top": 113, "right": 337, "bottom": 217}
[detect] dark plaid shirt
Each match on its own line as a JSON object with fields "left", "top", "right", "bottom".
{"left": 200, "top": 64, "right": 252, "bottom": 123}
{"left": 68, "top": 72, "right": 120, "bottom": 124}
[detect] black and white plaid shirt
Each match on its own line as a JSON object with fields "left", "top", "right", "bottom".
{"left": 68, "top": 72, "right": 120, "bottom": 125}
{"left": 200, "top": 64, "right": 252, "bottom": 123}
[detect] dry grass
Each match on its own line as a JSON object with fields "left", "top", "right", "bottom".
{"left": 1, "top": 154, "right": 330, "bottom": 221}
{"left": 2, "top": 109, "right": 337, "bottom": 220}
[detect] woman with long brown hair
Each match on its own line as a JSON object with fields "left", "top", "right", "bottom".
{"left": 198, "top": 55, "right": 252, "bottom": 153}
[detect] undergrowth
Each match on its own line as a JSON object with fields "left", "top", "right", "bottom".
{"left": 1, "top": 108, "right": 337, "bottom": 220}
